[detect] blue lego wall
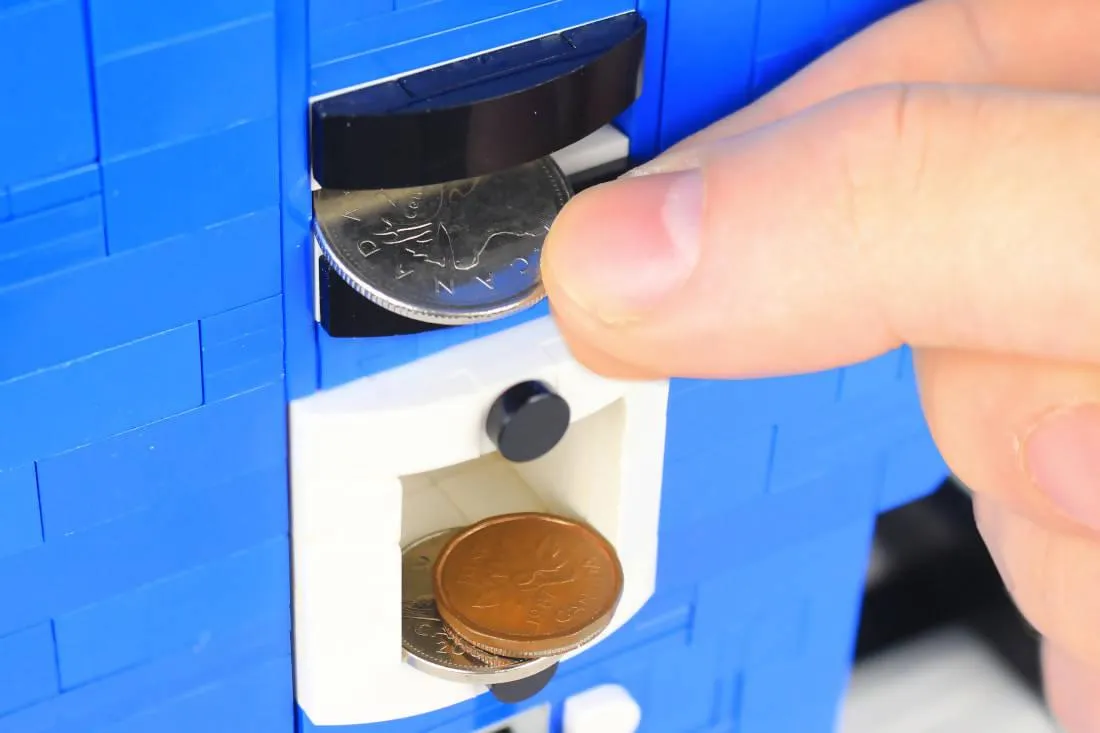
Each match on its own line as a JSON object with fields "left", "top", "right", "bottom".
{"left": 0, "top": 0, "right": 944, "bottom": 732}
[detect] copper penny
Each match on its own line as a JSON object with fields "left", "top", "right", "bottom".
{"left": 432, "top": 512, "right": 624, "bottom": 658}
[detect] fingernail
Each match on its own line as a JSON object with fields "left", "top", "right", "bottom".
{"left": 1023, "top": 403, "right": 1100, "bottom": 532}
{"left": 545, "top": 170, "right": 703, "bottom": 324}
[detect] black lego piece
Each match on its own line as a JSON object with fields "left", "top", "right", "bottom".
{"left": 488, "top": 662, "right": 558, "bottom": 704}
{"left": 317, "top": 256, "right": 448, "bottom": 337}
{"left": 310, "top": 12, "right": 646, "bottom": 190}
{"left": 486, "top": 381, "right": 570, "bottom": 463}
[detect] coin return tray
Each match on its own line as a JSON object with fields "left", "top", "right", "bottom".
{"left": 290, "top": 316, "right": 668, "bottom": 726}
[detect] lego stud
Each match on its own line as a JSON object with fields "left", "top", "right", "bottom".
{"left": 486, "top": 380, "right": 570, "bottom": 463}
{"left": 488, "top": 662, "right": 559, "bottom": 704}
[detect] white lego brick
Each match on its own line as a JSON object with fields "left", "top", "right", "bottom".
{"left": 289, "top": 315, "right": 669, "bottom": 725}
{"left": 549, "top": 125, "right": 630, "bottom": 179}
{"left": 841, "top": 626, "right": 1061, "bottom": 733}
{"left": 563, "top": 684, "right": 642, "bottom": 733}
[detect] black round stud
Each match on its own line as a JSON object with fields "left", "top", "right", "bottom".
{"left": 488, "top": 662, "right": 559, "bottom": 704}
{"left": 486, "top": 380, "right": 570, "bottom": 463}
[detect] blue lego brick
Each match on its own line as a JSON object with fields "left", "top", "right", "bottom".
{"left": 101, "top": 122, "right": 280, "bottom": 253}
{"left": 199, "top": 296, "right": 285, "bottom": 402}
{"left": 0, "top": 208, "right": 281, "bottom": 381}
{"left": 0, "top": 324, "right": 203, "bottom": 469}
{"left": 615, "top": 0, "right": 668, "bottom": 161}
{"left": 36, "top": 385, "right": 284, "bottom": 538}
{"left": 95, "top": 655, "right": 294, "bottom": 733}
{"left": 91, "top": 15, "right": 277, "bottom": 160}
{"left": 0, "top": 614, "right": 289, "bottom": 733}
{"left": 0, "top": 196, "right": 106, "bottom": 289}
{"left": 0, "top": 0, "right": 96, "bottom": 188}
{"left": 838, "top": 349, "right": 907, "bottom": 402}
{"left": 87, "top": 0, "right": 273, "bottom": 57}
{"left": 0, "top": 625, "right": 58, "bottom": 716}
{"left": 0, "top": 463, "right": 42, "bottom": 559}
{"left": 308, "top": 0, "right": 635, "bottom": 95}
{"left": 0, "top": 188, "right": 10, "bottom": 221}
{"left": 8, "top": 165, "right": 102, "bottom": 219}
{"left": 0, "top": 464, "right": 287, "bottom": 638}
{"left": 757, "top": 0, "right": 827, "bottom": 56}
{"left": 55, "top": 537, "right": 289, "bottom": 688}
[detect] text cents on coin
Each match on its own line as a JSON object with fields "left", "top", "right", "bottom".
{"left": 312, "top": 157, "right": 572, "bottom": 325}
{"left": 432, "top": 513, "right": 624, "bottom": 658}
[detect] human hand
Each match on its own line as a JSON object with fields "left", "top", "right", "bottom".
{"left": 541, "top": 0, "right": 1100, "bottom": 729}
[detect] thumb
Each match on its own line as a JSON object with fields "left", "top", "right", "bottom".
{"left": 543, "top": 84, "right": 1100, "bottom": 378}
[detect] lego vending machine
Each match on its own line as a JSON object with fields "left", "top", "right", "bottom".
{"left": 0, "top": 2, "right": 945, "bottom": 733}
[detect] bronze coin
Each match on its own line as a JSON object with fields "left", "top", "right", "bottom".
{"left": 432, "top": 512, "right": 624, "bottom": 658}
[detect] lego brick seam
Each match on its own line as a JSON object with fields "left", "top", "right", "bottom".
{"left": 54, "top": 536, "right": 290, "bottom": 689}
{"left": 199, "top": 295, "right": 286, "bottom": 402}
{"left": 7, "top": 164, "right": 101, "bottom": 219}
{"left": 101, "top": 122, "right": 281, "bottom": 253}
{"left": 0, "top": 324, "right": 203, "bottom": 469}
{"left": 0, "top": 207, "right": 282, "bottom": 381}
{"left": 0, "top": 463, "right": 43, "bottom": 559}
{"left": 36, "top": 382, "right": 286, "bottom": 541}
{"left": 0, "top": 0, "right": 96, "bottom": 187}
{"left": 0, "top": 624, "right": 58, "bottom": 716}
{"left": 0, "top": 464, "right": 288, "bottom": 638}
{"left": 0, "top": 615, "right": 289, "bottom": 733}
{"left": 0, "top": 195, "right": 106, "bottom": 289}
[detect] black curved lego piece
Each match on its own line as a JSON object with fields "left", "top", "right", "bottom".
{"left": 488, "top": 662, "right": 558, "bottom": 704}
{"left": 310, "top": 12, "right": 645, "bottom": 190}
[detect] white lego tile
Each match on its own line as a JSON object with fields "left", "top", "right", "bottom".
{"left": 549, "top": 125, "right": 630, "bottom": 179}
{"left": 289, "top": 315, "right": 670, "bottom": 725}
{"left": 841, "top": 626, "right": 1062, "bottom": 733}
{"left": 563, "top": 684, "right": 642, "bottom": 733}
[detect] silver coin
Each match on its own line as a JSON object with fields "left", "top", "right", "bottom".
{"left": 313, "top": 157, "right": 572, "bottom": 325}
{"left": 400, "top": 528, "right": 559, "bottom": 684}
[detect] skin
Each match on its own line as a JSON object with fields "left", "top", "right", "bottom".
{"left": 540, "top": 0, "right": 1100, "bottom": 729}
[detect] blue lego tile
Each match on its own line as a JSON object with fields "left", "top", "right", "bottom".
{"left": 0, "top": 196, "right": 106, "bottom": 289}
{"left": 55, "top": 537, "right": 289, "bottom": 688}
{"left": 8, "top": 165, "right": 102, "bottom": 219}
{"left": 94, "top": 655, "right": 294, "bottom": 733}
{"left": 36, "top": 385, "right": 284, "bottom": 537}
{"left": 101, "top": 122, "right": 280, "bottom": 253}
{"left": 0, "top": 625, "right": 58, "bottom": 716}
{"left": 0, "top": 208, "right": 281, "bottom": 381}
{"left": 0, "top": 463, "right": 42, "bottom": 559}
{"left": 308, "top": 0, "right": 635, "bottom": 95}
{"left": 0, "top": 324, "right": 203, "bottom": 469}
{"left": 0, "top": 614, "right": 289, "bottom": 733}
{"left": 199, "top": 296, "right": 285, "bottom": 402}
{"left": 92, "top": 16, "right": 277, "bottom": 160}
{"left": 87, "top": 0, "right": 274, "bottom": 57}
{"left": 0, "top": 0, "right": 96, "bottom": 188}
{"left": 0, "top": 464, "right": 287, "bottom": 638}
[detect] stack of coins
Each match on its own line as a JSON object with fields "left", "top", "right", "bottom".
{"left": 400, "top": 513, "right": 624, "bottom": 684}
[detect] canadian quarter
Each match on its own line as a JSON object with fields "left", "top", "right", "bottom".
{"left": 313, "top": 157, "right": 572, "bottom": 325}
